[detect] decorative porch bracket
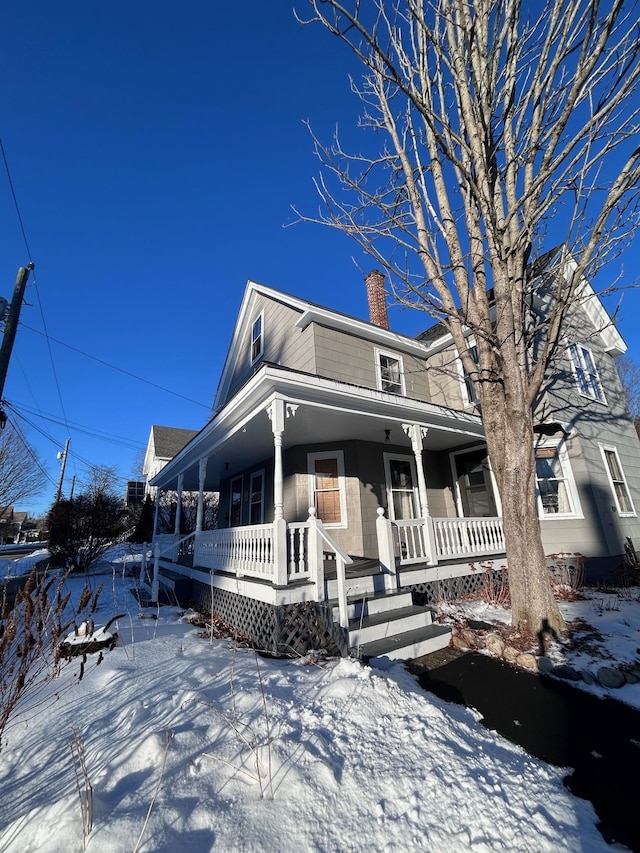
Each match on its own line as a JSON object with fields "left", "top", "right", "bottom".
{"left": 402, "top": 422, "right": 437, "bottom": 565}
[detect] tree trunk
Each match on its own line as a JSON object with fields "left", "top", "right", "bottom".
{"left": 483, "top": 401, "right": 565, "bottom": 635}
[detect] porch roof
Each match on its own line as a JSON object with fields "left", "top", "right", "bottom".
{"left": 150, "top": 363, "right": 486, "bottom": 493}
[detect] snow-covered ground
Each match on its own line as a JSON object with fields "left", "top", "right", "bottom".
{"left": 1, "top": 546, "right": 638, "bottom": 852}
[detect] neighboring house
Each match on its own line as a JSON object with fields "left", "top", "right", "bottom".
{"left": 0, "top": 507, "right": 32, "bottom": 544}
{"left": 146, "top": 265, "right": 640, "bottom": 661}
{"left": 142, "top": 425, "right": 199, "bottom": 495}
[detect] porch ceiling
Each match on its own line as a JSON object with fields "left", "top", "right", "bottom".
{"left": 151, "top": 366, "right": 486, "bottom": 493}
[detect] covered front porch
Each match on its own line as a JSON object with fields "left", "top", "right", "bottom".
{"left": 147, "top": 367, "right": 506, "bottom": 658}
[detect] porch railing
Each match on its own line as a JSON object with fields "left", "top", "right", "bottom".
{"left": 432, "top": 516, "right": 505, "bottom": 560}
{"left": 156, "top": 510, "right": 351, "bottom": 625}
{"left": 194, "top": 524, "right": 276, "bottom": 580}
{"left": 390, "top": 516, "right": 505, "bottom": 565}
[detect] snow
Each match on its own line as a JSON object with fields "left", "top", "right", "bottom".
{"left": 1, "top": 545, "right": 638, "bottom": 852}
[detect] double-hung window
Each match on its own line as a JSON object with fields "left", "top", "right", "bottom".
{"left": 458, "top": 342, "right": 480, "bottom": 407}
{"left": 250, "top": 313, "right": 264, "bottom": 364}
{"left": 601, "top": 445, "right": 635, "bottom": 516}
{"left": 376, "top": 350, "right": 405, "bottom": 395}
{"left": 383, "top": 454, "right": 419, "bottom": 520}
{"left": 229, "top": 476, "right": 243, "bottom": 527}
{"left": 308, "top": 451, "right": 346, "bottom": 526}
{"left": 534, "top": 443, "right": 581, "bottom": 518}
{"left": 249, "top": 470, "right": 264, "bottom": 525}
{"left": 569, "top": 343, "right": 605, "bottom": 403}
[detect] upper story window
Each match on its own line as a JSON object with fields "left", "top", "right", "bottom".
{"left": 250, "top": 313, "right": 264, "bottom": 364}
{"left": 568, "top": 343, "right": 605, "bottom": 404}
{"left": 601, "top": 445, "right": 635, "bottom": 516}
{"left": 376, "top": 350, "right": 405, "bottom": 395}
{"left": 534, "top": 442, "right": 581, "bottom": 518}
{"left": 458, "top": 342, "right": 480, "bottom": 407}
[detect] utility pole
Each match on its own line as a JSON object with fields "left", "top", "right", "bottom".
{"left": 55, "top": 437, "right": 70, "bottom": 503}
{"left": 0, "top": 264, "right": 35, "bottom": 405}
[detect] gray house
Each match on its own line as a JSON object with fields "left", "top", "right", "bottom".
{"left": 146, "top": 267, "right": 640, "bottom": 661}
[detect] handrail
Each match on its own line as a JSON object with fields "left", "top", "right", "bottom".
{"left": 314, "top": 518, "right": 353, "bottom": 630}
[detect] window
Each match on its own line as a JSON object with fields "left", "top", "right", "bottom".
{"left": 308, "top": 451, "right": 346, "bottom": 526}
{"left": 250, "top": 313, "right": 264, "bottom": 364}
{"left": 459, "top": 343, "right": 480, "bottom": 407}
{"left": 229, "top": 477, "right": 243, "bottom": 527}
{"left": 376, "top": 350, "right": 405, "bottom": 395}
{"left": 384, "top": 454, "right": 418, "bottom": 520}
{"left": 249, "top": 471, "right": 264, "bottom": 525}
{"left": 601, "top": 446, "right": 635, "bottom": 516}
{"left": 569, "top": 343, "right": 605, "bottom": 403}
{"left": 534, "top": 443, "right": 581, "bottom": 518}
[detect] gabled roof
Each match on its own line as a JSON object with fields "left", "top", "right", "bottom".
{"left": 150, "top": 425, "right": 199, "bottom": 460}
{"left": 416, "top": 249, "right": 627, "bottom": 357}
{"left": 213, "top": 279, "right": 430, "bottom": 411}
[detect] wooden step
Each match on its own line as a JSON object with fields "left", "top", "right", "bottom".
{"left": 330, "top": 590, "right": 414, "bottom": 622}
{"left": 348, "top": 604, "right": 433, "bottom": 646}
{"left": 356, "top": 624, "right": 452, "bottom": 664}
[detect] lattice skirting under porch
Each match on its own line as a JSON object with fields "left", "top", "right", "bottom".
{"left": 408, "top": 567, "right": 504, "bottom": 605}
{"left": 190, "top": 580, "right": 349, "bottom": 658}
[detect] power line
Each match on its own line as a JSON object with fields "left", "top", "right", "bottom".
{"left": 21, "top": 323, "right": 211, "bottom": 409}
{"left": 0, "top": 138, "right": 34, "bottom": 263}
{"left": 1, "top": 136, "right": 75, "bottom": 466}
{"left": 8, "top": 400, "right": 146, "bottom": 451}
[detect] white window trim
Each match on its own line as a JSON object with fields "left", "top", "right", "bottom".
{"left": 383, "top": 453, "right": 420, "bottom": 520}
{"left": 535, "top": 439, "right": 583, "bottom": 520}
{"left": 249, "top": 469, "right": 265, "bottom": 525}
{"left": 568, "top": 342, "right": 607, "bottom": 405}
{"left": 449, "top": 445, "right": 502, "bottom": 518}
{"left": 307, "top": 450, "right": 347, "bottom": 528}
{"left": 375, "top": 348, "right": 406, "bottom": 396}
{"left": 599, "top": 444, "right": 636, "bottom": 517}
{"left": 250, "top": 311, "right": 264, "bottom": 365}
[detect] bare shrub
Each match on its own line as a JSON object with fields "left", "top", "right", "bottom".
{"left": 0, "top": 567, "right": 102, "bottom": 750}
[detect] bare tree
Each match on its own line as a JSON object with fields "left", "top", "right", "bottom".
{"left": 0, "top": 422, "right": 48, "bottom": 519}
{"left": 617, "top": 355, "right": 640, "bottom": 436}
{"left": 298, "top": 0, "right": 640, "bottom": 632}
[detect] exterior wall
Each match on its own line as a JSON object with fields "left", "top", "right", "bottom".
{"left": 287, "top": 441, "right": 366, "bottom": 556}
{"left": 312, "top": 325, "right": 432, "bottom": 401}
{"left": 224, "top": 295, "right": 316, "bottom": 403}
{"left": 538, "top": 341, "right": 640, "bottom": 574}
{"left": 425, "top": 451, "right": 459, "bottom": 517}
{"left": 425, "top": 346, "right": 468, "bottom": 411}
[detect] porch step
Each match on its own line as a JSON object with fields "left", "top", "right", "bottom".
{"left": 348, "top": 604, "right": 434, "bottom": 647}
{"left": 157, "top": 568, "right": 193, "bottom": 604}
{"left": 332, "top": 590, "right": 414, "bottom": 623}
{"left": 357, "top": 624, "right": 453, "bottom": 665}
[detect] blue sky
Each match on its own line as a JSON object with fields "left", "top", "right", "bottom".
{"left": 1, "top": 2, "right": 638, "bottom": 516}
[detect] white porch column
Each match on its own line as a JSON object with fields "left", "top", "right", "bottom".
{"left": 403, "top": 423, "right": 436, "bottom": 565}
{"left": 153, "top": 487, "right": 161, "bottom": 536}
{"left": 174, "top": 473, "right": 184, "bottom": 536}
{"left": 267, "top": 399, "right": 298, "bottom": 585}
{"left": 196, "top": 456, "right": 208, "bottom": 533}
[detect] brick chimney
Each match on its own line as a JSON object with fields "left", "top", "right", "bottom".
{"left": 365, "top": 269, "right": 389, "bottom": 329}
